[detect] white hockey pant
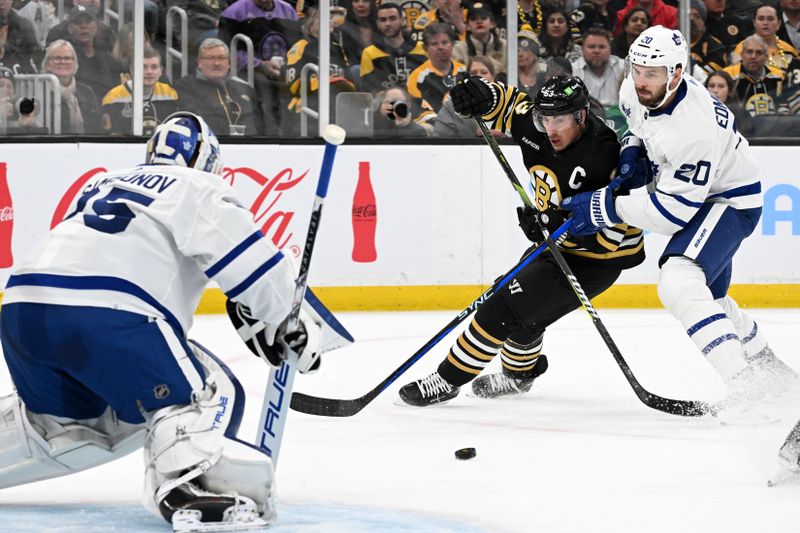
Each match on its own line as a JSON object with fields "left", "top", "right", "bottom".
{"left": 0, "top": 394, "right": 145, "bottom": 489}
{"left": 143, "top": 343, "right": 276, "bottom": 523}
{"left": 657, "top": 256, "right": 749, "bottom": 381}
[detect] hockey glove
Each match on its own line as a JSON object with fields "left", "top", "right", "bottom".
{"left": 617, "top": 135, "right": 652, "bottom": 191}
{"left": 516, "top": 205, "right": 569, "bottom": 244}
{"left": 451, "top": 75, "right": 498, "bottom": 118}
{"left": 226, "top": 300, "right": 322, "bottom": 374}
{"left": 560, "top": 180, "right": 622, "bottom": 237}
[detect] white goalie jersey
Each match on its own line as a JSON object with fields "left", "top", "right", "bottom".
{"left": 615, "top": 75, "right": 763, "bottom": 235}
{"left": 3, "top": 165, "right": 297, "bottom": 334}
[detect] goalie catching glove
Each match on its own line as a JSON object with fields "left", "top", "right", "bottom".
{"left": 226, "top": 300, "right": 322, "bottom": 374}
{"left": 451, "top": 75, "right": 499, "bottom": 117}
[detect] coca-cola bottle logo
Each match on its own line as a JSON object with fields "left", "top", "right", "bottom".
{"left": 0, "top": 207, "right": 13, "bottom": 222}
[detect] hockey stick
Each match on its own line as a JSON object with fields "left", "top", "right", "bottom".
{"left": 256, "top": 124, "right": 346, "bottom": 464}
{"left": 475, "top": 118, "right": 710, "bottom": 417}
{"left": 289, "top": 219, "right": 570, "bottom": 417}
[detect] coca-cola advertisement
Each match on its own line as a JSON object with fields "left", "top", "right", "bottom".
{"left": 0, "top": 143, "right": 434, "bottom": 289}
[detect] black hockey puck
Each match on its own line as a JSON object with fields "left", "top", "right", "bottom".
{"left": 455, "top": 447, "right": 477, "bottom": 460}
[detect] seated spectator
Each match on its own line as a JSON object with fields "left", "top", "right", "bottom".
{"left": 15, "top": 0, "right": 57, "bottom": 48}
{"left": 373, "top": 86, "right": 429, "bottom": 137}
{"left": 339, "top": 0, "right": 379, "bottom": 66}
{"left": 121, "top": 0, "right": 160, "bottom": 37}
{"left": 0, "top": 66, "right": 45, "bottom": 134}
{"left": 689, "top": 0, "right": 728, "bottom": 79}
{"left": 570, "top": 27, "right": 624, "bottom": 110}
{"left": 538, "top": 8, "right": 582, "bottom": 63}
{"left": 727, "top": 0, "right": 763, "bottom": 20}
{"left": 174, "top": 38, "right": 263, "bottom": 135}
{"left": 569, "top": 0, "right": 617, "bottom": 43}
{"left": 723, "top": 34, "right": 785, "bottom": 115}
{"left": 777, "top": 0, "right": 800, "bottom": 51}
{"left": 359, "top": 2, "right": 427, "bottom": 92}
{"left": 611, "top": 7, "right": 650, "bottom": 58}
{"left": 67, "top": 6, "right": 118, "bottom": 99}
{"left": 435, "top": 55, "right": 497, "bottom": 138}
{"left": 218, "top": 0, "right": 300, "bottom": 78}
{"left": 452, "top": 3, "right": 507, "bottom": 75}
{"left": 166, "top": 0, "right": 228, "bottom": 52}
{"left": 407, "top": 22, "right": 466, "bottom": 119}
{"left": 704, "top": 0, "right": 749, "bottom": 56}
{"left": 732, "top": 5, "right": 799, "bottom": 73}
{"left": 705, "top": 70, "right": 754, "bottom": 134}
{"left": 517, "top": 0, "right": 546, "bottom": 35}
{"left": 517, "top": 30, "right": 545, "bottom": 96}
{"left": 102, "top": 47, "right": 179, "bottom": 136}
{"left": 413, "top": 0, "right": 467, "bottom": 42}
{"left": 111, "top": 23, "right": 153, "bottom": 86}
{"left": 614, "top": 0, "right": 676, "bottom": 38}
{"left": 46, "top": 0, "right": 116, "bottom": 52}
{"left": 0, "top": 0, "right": 42, "bottom": 73}
{"left": 42, "top": 39, "right": 102, "bottom": 133}
{"left": 284, "top": 8, "right": 356, "bottom": 135}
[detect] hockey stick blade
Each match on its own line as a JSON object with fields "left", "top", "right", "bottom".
{"left": 475, "top": 118, "right": 710, "bottom": 418}
{"left": 289, "top": 220, "right": 569, "bottom": 417}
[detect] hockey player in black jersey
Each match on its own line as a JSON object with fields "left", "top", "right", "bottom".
{"left": 399, "top": 75, "right": 646, "bottom": 406}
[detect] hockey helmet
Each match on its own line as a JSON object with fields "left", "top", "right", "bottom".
{"left": 146, "top": 112, "right": 222, "bottom": 175}
{"left": 627, "top": 25, "right": 688, "bottom": 80}
{"left": 532, "top": 75, "right": 589, "bottom": 132}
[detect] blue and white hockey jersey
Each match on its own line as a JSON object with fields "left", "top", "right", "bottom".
{"left": 3, "top": 165, "right": 297, "bottom": 335}
{"left": 615, "top": 75, "right": 763, "bottom": 235}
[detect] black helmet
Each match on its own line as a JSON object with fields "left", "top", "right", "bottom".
{"left": 534, "top": 75, "right": 589, "bottom": 116}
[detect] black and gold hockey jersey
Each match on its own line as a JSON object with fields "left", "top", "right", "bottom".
{"left": 406, "top": 59, "right": 466, "bottom": 114}
{"left": 690, "top": 32, "right": 728, "bottom": 75}
{"left": 359, "top": 38, "right": 428, "bottom": 92}
{"left": 482, "top": 81, "right": 645, "bottom": 270}
{"left": 101, "top": 81, "right": 179, "bottom": 136}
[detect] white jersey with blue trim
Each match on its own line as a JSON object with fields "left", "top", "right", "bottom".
{"left": 615, "top": 75, "right": 763, "bottom": 235}
{"left": 3, "top": 165, "right": 296, "bottom": 334}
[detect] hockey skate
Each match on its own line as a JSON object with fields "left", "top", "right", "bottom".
{"left": 160, "top": 481, "right": 273, "bottom": 532}
{"left": 398, "top": 371, "right": 460, "bottom": 407}
{"left": 768, "top": 420, "right": 800, "bottom": 487}
{"left": 747, "top": 347, "right": 800, "bottom": 400}
{"left": 471, "top": 355, "right": 548, "bottom": 399}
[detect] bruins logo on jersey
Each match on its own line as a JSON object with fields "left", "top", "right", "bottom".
{"left": 529, "top": 165, "right": 564, "bottom": 211}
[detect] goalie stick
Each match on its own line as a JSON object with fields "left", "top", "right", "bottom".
{"left": 256, "top": 124, "right": 346, "bottom": 464}
{"left": 289, "top": 218, "right": 570, "bottom": 417}
{"left": 475, "top": 118, "right": 710, "bottom": 417}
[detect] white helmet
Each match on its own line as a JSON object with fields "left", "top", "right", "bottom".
{"left": 145, "top": 112, "right": 223, "bottom": 175}
{"left": 627, "top": 26, "right": 688, "bottom": 80}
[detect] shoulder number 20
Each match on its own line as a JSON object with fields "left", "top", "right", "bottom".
{"left": 673, "top": 160, "right": 711, "bottom": 186}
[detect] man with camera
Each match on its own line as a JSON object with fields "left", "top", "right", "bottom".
{"left": 373, "top": 86, "right": 427, "bottom": 137}
{"left": 0, "top": 66, "right": 43, "bottom": 134}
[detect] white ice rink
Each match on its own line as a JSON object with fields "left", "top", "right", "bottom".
{"left": 2, "top": 308, "right": 800, "bottom": 533}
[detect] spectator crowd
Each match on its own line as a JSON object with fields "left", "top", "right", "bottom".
{"left": 0, "top": 0, "right": 799, "bottom": 137}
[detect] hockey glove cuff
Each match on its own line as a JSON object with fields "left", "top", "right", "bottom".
{"left": 560, "top": 185, "right": 621, "bottom": 237}
{"left": 226, "top": 299, "right": 281, "bottom": 367}
{"left": 451, "top": 75, "right": 498, "bottom": 118}
{"left": 516, "top": 205, "right": 569, "bottom": 244}
{"left": 274, "top": 309, "right": 322, "bottom": 374}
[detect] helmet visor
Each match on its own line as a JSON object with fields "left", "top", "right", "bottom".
{"left": 629, "top": 62, "right": 669, "bottom": 85}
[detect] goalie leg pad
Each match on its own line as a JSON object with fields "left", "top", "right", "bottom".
{"left": 144, "top": 342, "right": 276, "bottom": 524}
{"left": 0, "top": 393, "right": 145, "bottom": 489}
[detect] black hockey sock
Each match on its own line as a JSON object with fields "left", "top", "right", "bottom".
{"left": 501, "top": 334, "right": 545, "bottom": 379}
{"left": 438, "top": 317, "right": 504, "bottom": 387}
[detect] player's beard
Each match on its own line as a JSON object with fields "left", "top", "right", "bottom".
{"left": 636, "top": 83, "right": 667, "bottom": 108}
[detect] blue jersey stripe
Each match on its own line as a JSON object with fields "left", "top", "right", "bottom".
{"left": 687, "top": 313, "right": 727, "bottom": 336}
{"left": 650, "top": 193, "right": 689, "bottom": 228}
{"left": 6, "top": 273, "right": 183, "bottom": 335}
{"left": 226, "top": 251, "right": 285, "bottom": 299}
{"left": 205, "top": 231, "right": 264, "bottom": 279}
{"left": 708, "top": 182, "right": 761, "bottom": 200}
{"left": 655, "top": 187, "right": 704, "bottom": 208}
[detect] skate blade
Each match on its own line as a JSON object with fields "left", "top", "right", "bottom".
{"left": 172, "top": 509, "right": 272, "bottom": 533}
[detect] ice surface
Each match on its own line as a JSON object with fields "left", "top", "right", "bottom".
{"left": 2, "top": 309, "right": 800, "bottom": 532}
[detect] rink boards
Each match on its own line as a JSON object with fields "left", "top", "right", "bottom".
{"left": 0, "top": 143, "right": 798, "bottom": 310}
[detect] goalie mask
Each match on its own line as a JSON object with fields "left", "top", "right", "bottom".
{"left": 145, "top": 112, "right": 223, "bottom": 175}
{"left": 532, "top": 75, "right": 589, "bottom": 133}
